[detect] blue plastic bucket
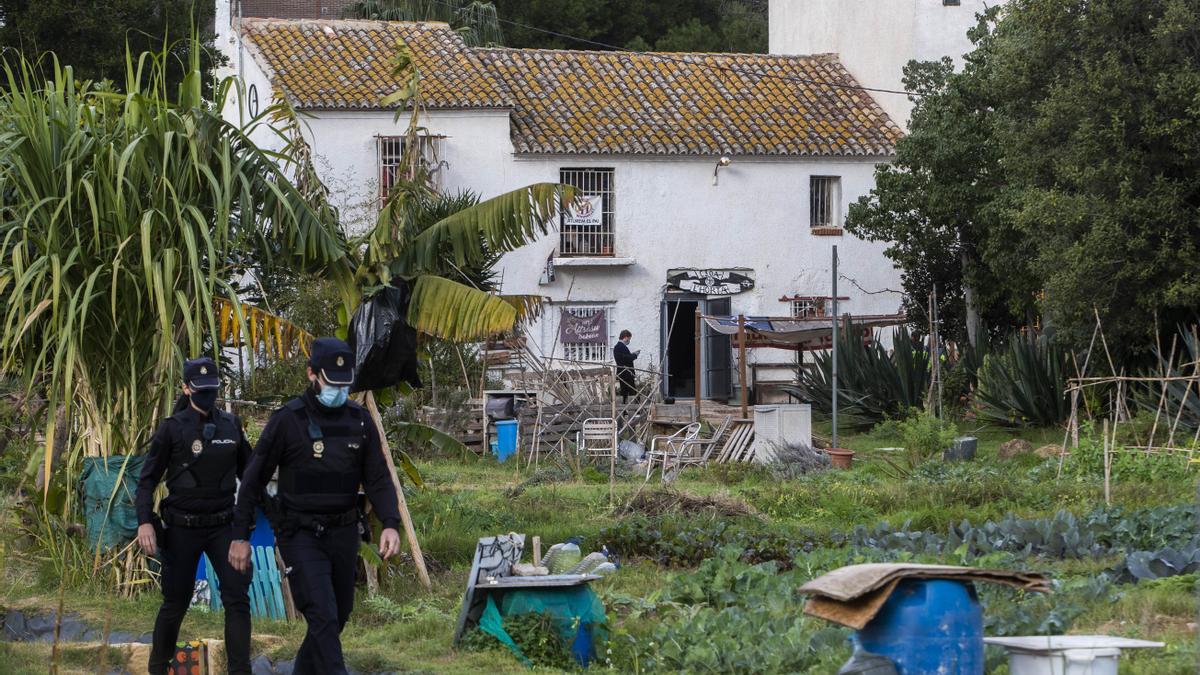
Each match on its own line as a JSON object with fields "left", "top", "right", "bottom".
{"left": 494, "top": 420, "right": 519, "bottom": 462}
{"left": 856, "top": 579, "right": 983, "bottom": 675}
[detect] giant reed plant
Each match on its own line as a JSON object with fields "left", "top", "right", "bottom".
{"left": 0, "top": 46, "right": 349, "bottom": 508}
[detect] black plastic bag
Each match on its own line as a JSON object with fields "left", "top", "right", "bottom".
{"left": 347, "top": 283, "right": 421, "bottom": 393}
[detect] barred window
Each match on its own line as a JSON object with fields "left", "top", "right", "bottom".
{"left": 378, "top": 135, "right": 442, "bottom": 205}
{"left": 559, "top": 168, "right": 615, "bottom": 257}
{"left": 791, "top": 298, "right": 825, "bottom": 318}
{"left": 810, "top": 176, "right": 841, "bottom": 229}
{"left": 556, "top": 304, "right": 615, "bottom": 363}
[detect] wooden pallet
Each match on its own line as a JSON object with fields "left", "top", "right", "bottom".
{"left": 714, "top": 420, "right": 754, "bottom": 463}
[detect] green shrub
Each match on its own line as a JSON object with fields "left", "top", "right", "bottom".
{"left": 785, "top": 325, "right": 930, "bottom": 428}
{"left": 975, "top": 332, "right": 1069, "bottom": 426}
{"left": 461, "top": 611, "right": 581, "bottom": 671}
{"left": 898, "top": 410, "right": 958, "bottom": 466}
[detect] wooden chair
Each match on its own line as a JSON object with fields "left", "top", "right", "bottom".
{"left": 576, "top": 418, "right": 618, "bottom": 461}
{"left": 645, "top": 423, "right": 702, "bottom": 479}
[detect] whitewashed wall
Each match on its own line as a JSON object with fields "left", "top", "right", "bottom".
{"left": 768, "top": 0, "right": 998, "bottom": 128}
{"left": 278, "top": 111, "right": 901, "bottom": 371}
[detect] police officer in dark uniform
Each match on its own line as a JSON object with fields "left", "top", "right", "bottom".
{"left": 230, "top": 337, "right": 401, "bottom": 675}
{"left": 135, "top": 356, "right": 252, "bottom": 675}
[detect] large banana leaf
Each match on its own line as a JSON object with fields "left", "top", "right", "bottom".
{"left": 407, "top": 275, "right": 518, "bottom": 342}
{"left": 388, "top": 183, "right": 573, "bottom": 277}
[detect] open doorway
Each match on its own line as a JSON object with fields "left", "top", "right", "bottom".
{"left": 662, "top": 299, "right": 697, "bottom": 398}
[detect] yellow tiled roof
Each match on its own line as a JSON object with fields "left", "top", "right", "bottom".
{"left": 241, "top": 19, "right": 901, "bottom": 156}
{"left": 478, "top": 48, "right": 901, "bottom": 157}
{"left": 241, "top": 19, "right": 510, "bottom": 109}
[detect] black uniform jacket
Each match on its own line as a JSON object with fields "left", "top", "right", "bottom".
{"left": 232, "top": 388, "right": 401, "bottom": 540}
{"left": 135, "top": 403, "right": 251, "bottom": 525}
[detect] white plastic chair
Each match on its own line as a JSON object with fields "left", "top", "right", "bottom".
{"left": 645, "top": 423, "right": 702, "bottom": 479}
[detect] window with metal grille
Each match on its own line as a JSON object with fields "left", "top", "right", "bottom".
{"left": 810, "top": 176, "right": 840, "bottom": 229}
{"left": 559, "top": 168, "right": 615, "bottom": 257}
{"left": 791, "top": 298, "right": 827, "bottom": 318}
{"left": 377, "top": 135, "right": 442, "bottom": 205}
{"left": 555, "top": 304, "right": 615, "bottom": 363}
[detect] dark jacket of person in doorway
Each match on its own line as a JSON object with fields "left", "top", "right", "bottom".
{"left": 613, "top": 330, "right": 639, "bottom": 402}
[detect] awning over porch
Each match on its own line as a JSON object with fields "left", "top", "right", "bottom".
{"left": 702, "top": 313, "right": 906, "bottom": 351}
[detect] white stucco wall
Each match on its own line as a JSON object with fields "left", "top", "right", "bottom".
{"left": 769, "top": 0, "right": 997, "bottom": 128}
{"left": 288, "top": 110, "right": 901, "bottom": 374}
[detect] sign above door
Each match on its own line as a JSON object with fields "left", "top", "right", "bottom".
{"left": 667, "top": 268, "right": 755, "bottom": 296}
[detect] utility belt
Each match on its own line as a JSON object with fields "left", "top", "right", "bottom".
{"left": 276, "top": 508, "right": 360, "bottom": 538}
{"left": 161, "top": 508, "right": 234, "bottom": 528}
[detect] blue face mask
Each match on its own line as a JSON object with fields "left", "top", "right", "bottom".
{"left": 317, "top": 383, "right": 350, "bottom": 408}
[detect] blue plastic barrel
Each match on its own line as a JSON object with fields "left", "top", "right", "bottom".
{"left": 855, "top": 579, "right": 983, "bottom": 675}
{"left": 494, "top": 420, "right": 519, "bottom": 462}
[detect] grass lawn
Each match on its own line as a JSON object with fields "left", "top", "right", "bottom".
{"left": 0, "top": 421, "right": 1195, "bottom": 673}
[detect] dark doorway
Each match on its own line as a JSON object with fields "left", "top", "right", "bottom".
{"left": 663, "top": 300, "right": 698, "bottom": 398}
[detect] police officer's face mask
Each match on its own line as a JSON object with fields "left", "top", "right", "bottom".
{"left": 317, "top": 382, "right": 350, "bottom": 408}
{"left": 190, "top": 388, "right": 218, "bottom": 411}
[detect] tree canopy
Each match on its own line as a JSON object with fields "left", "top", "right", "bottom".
{"left": 342, "top": 0, "right": 768, "bottom": 52}
{"left": 0, "top": 0, "right": 219, "bottom": 94}
{"left": 847, "top": 0, "right": 1200, "bottom": 356}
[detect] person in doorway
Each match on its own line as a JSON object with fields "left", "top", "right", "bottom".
{"left": 613, "top": 329, "right": 640, "bottom": 403}
{"left": 135, "top": 356, "right": 253, "bottom": 675}
{"left": 229, "top": 337, "right": 401, "bottom": 675}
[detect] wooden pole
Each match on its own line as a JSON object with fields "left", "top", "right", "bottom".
{"left": 610, "top": 366, "right": 617, "bottom": 507}
{"left": 738, "top": 314, "right": 748, "bottom": 420}
{"left": 1102, "top": 418, "right": 1112, "bottom": 505}
{"left": 365, "top": 392, "right": 432, "bottom": 590}
{"left": 694, "top": 308, "right": 702, "bottom": 422}
{"left": 831, "top": 245, "right": 839, "bottom": 450}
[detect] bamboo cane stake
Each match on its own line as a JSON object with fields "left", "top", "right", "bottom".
{"left": 364, "top": 391, "right": 432, "bottom": 590}
{"left": 1102, "top": 418, "right": 1112, "bottom": 505}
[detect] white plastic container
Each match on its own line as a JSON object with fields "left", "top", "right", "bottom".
{"left": 985, "top": 636, "right": 1164, "bottom": 675}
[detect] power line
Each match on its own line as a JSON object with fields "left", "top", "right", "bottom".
{"left": 417, "top": 0, "right": 918, "bottom": 99}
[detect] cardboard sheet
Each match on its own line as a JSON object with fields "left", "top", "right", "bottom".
{"left": 799, "top": 564, "right": 1051, "bottom": 629}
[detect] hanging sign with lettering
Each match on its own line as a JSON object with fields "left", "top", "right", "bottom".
{"left": 558, "top": 309, "right": 607, "bottom": 344}
{"left": 667, "top": 269, "right": 755, "bottom": 295}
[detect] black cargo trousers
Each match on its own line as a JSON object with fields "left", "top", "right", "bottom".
{"left": 278, "top": 523, "right": 360, "bottom": 675}
{"left": 149, "top": 522, "right": 252, "bottom": 675}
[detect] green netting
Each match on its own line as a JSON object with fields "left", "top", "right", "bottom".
{"left": 80, "top": 455, "right": 144, "bottom": 551}
{"left": 478, "top": 586, "right": 608, "bottom": 667}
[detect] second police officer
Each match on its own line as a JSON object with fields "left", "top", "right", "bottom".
{"left": 135, "top": 357, "right": 253, "bottom": 675}
{"left": 230, "top": 337, "right": 401, "bottom": 675}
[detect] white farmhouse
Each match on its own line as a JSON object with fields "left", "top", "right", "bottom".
{"left": 770, "top": 0, "right": 1001, "bottom": 128}
{"left": 217, "top": 9, "right": 905, "bottom": 402}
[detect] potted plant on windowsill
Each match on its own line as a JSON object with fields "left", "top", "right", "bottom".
{"left": 824, "top": 447, "right": 855, "bottom": 469}
{"left": 600, "top": 244, "right": 613, "bottom": 256}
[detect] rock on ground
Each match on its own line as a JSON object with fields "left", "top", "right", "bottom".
{"left": 998, "top": 438, "right": 1034, "bottom": 459}
{"left": 1035, "top": 444, "right": 1064, "bottom": 458}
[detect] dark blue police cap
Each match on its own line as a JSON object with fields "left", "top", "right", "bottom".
{"left": 309, "top": 337, "right": 355, "bottom": 386}
{"left": 183, "top": 357, "right": 220, "bottom": 390}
